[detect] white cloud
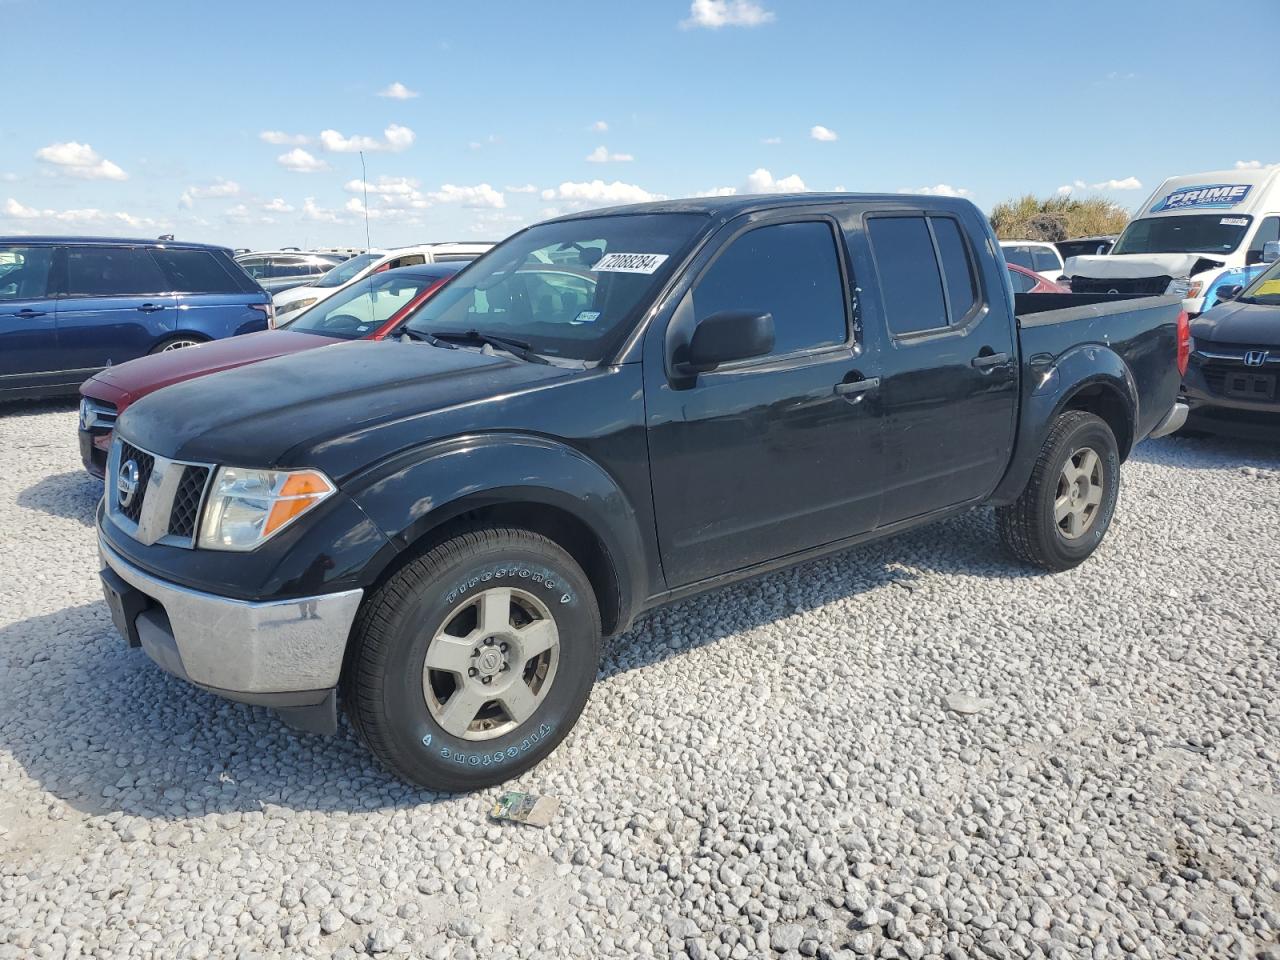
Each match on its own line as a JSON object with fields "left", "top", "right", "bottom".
{"left": 591, "top": 120, "right": 609, "bottom": 132}
{"left": 1235, "top": 160, "right": 1279, "bottom": 170}
{"left": 742, "top": 168, "right": 807, "bottom": 194}
{"left": 34, "top": 141, "right": 127, "bottom": 181}
{"left": 319, "top": 124, "right": 415, "bottom": 153}
{"left": 762, "top": 137, "right": 782, "bottom": 145}
{"left": 179, "top": 178, "right": 241, "bottom": 208}
{"left": 505, "top": 183, "right": 538, "bottom": 194}
{"left": 301, "top": 197, "right": 343, "bottom": 223}
{"left": 1092, "top": 176, "right": 1142, "bottom": 191}
{"left": 906, "top": 183, "right": 973, "bottom": 198}
{"left": 585, "top": 145, "right": 634, "bottom": 163}
{"left": 378, "top": 81, "right": 419, "bottom": 100}
{"left": 1057, "top": 176, "right": 1143, "bottom": 194}
{"left": 694, "top": 186, "right": 738, "bottom": 197}
{"left": 263, "top": 198, "right": 294, "bottom": 213}
{"left": 345, "top": 175, "right": 422, "bottom": 198}
{"left": 277, "top": 148, "right": 328, "bottom": 173}
{"left": 4, "top": 196, "right": 156, "bottom": 228}
{"left": 468, "top": 134, "right": 501, "bottom": 150}
{"left": 260, "top": 130, "right": 310, "bottom": 145}
{"left": 810, "top": 125, "right": 839, "bottom": 142}
{"left": 681, "top": 0, "right": 774, "bottom": 29}
{"left": 541, "top": 180, "right": 666, "bottom": 207}
{"left": 427, "top": 183, "right": 506, "bottom": 209}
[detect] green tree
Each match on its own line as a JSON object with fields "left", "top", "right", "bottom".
{"left": 989, "top": 194, "right": 1131, "bottom": 241}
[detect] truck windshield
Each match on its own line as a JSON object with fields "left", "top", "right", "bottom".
{"left": 1240, "top": 258, "right": 1280, "bottom": 306}
{"left": 402, "top": 213, "right": 706, "bottom": 362}
{"left": 1111, "top": 215, "right": 1252, "bottom": 255}
{"left": 313, "top": 252, "right": 380, "bottom": 287}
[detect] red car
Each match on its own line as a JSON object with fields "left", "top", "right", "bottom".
{"left": 78, "top": 263, "right": 462, "bottom": 477}
{"left": 1007, "top": 262, "right": 1069, "bottom": 294}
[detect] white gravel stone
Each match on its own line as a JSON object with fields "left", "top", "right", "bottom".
{"left": 1, "top": 401, "right": 1278, "bottom": 959}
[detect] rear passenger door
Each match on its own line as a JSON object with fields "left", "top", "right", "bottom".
{"left": 0, "top": 244, "right": 58, "bottom": 389}
{"left": 862, "top": 212, "right": 1018, "bottom": 525}
{"left": 55, "top": 246, "right": 177, "bottom": 370}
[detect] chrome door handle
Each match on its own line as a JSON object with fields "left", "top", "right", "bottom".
{"left": 834, "top": 377, "right": 880, "bottom": 396}
{"left": 137, "top": 303, "right": 165, "bottom": 313}
{"left": 971, "top": 352, "right": 1010, "bottom": 370}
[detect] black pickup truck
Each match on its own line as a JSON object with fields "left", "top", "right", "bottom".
{"left": 96, "top": 195, "right": 1188, "bottom": 790}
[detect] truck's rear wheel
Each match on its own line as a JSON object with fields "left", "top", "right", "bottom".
{"left": 343, "top": 527, "right": 600, "bottom": 791}
{"left": 996, "top": 411, "right": 1120, "bottom": 572}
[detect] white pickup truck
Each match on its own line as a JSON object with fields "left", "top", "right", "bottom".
{"left": 1063, "top": 167, "right": 1280, "bottom": 315}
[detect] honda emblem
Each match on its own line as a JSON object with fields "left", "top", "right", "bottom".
{"left": 1244, "top": 350, "right": 1268, "bottom": 367}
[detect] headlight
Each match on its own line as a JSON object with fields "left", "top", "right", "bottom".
{"left": 277, "top": 297, "right": 318, "bottom": 317}
{"left": 198, "top": 466, "right": 335, "bottom": 551}
{"left": 1185, "top": 280, "right": 1205, "bottom": 299}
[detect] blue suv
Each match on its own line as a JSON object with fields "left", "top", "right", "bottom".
{"left": 0, "top": 237, "right": 272, "bottom": 400}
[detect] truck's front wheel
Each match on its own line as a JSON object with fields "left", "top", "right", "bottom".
{"left": 344, "top": 527, "right": 600, "bottom": 791}
{"left": 996, "top": 411, "right": 1120, "bottom": 572}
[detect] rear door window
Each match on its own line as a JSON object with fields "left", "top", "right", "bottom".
{"left": 1032, "top": 246, "right": 1062, "bottom": 273}
{"left": 66, "top": 246, "right": 167, "bottom": 297}
{"left": 0, "top": 246, "right": 54, "bottom": 300}
{"left": 867, "top": 216, "right": 948, "bottom": 335}
{"left": 149, "top": 248, "right": 242, "bottom": 293}
{"left": 1007, "top": 268, "right": 1037, "bottom": 293}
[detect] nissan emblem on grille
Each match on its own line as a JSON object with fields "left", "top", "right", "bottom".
{"left": 1244, "top": 350, "right": 1268, "bottom": 367}
{"left": 117, "top": 459, "right": 141, "bottom": 508}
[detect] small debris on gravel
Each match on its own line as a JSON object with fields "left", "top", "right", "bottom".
{"left": 1, "top": 401, "right": 1278, "bottom": 960}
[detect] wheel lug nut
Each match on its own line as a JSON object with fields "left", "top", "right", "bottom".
{"left": 481, "top": 675, "right": 492, "bottom": 685}
{"left": 499, "top": 642, "right": 509, "bottom": 652}
{"left": 468, "top": 667, "right": 478, "bottom": 677}
{"left": 484, "top": 637, "right": 494, "bottom": 646}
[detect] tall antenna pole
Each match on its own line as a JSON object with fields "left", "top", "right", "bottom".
{"left": 360, "top": 150, "right": 372, "bottom": 252}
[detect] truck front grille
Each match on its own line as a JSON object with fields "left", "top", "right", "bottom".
{"left": 1069, "top": 275, "right": 1172, "bottom": 295}
{"left": 168, "top": 466, "right": 211, "bottom": 539}
{"left": 106, "top": 438, "right": 214, "bottom": 549}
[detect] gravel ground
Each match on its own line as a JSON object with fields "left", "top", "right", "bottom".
{"left": 1, "top": 399, "right": 1278, "bottom": 960}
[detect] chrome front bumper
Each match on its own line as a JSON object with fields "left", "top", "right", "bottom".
{"left": 98, "top": 534, "right": 363, "bottom": 697}
{"left": 1148, "top": 401, "right": 1189, "bottom": 439}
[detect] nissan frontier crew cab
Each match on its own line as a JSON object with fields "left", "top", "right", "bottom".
{"left": 96, "top": 195, "right": 1189, "bottom": 791}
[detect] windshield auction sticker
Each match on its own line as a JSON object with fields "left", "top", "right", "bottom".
{"left": 1151, "top": 184, "right": 1252, "bottom": 212}
{"left": 594, "top": 252, "right": 670, "bottom": 274}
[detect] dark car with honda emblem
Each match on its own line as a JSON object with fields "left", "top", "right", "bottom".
{"left": 1180, "top": 241, "right": 1280, "bottom": 437}
{"left": 96, "top": 194, "right": 1186, "bottom": 791}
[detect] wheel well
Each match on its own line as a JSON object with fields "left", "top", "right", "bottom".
{"left": 1062, "top": 384, "right": 1133, "bottom": 459}
{"left": 380, "top": 501, "right": 623, "bottom": 636}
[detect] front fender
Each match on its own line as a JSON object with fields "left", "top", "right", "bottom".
{"left": 990, "top": 345, "right": 1137, "bottom": 505}
{"left": 346, "top": 432, "right": 651, "bottom": 630}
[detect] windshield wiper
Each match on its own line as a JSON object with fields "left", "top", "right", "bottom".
{"left": 431, "top": 329, "right": 550, "bottom": 364}
{"left": 400, "top": 328, "right": 457, "bottom": 349}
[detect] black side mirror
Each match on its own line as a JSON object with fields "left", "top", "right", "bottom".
{"left": 1215, "top": 284, "right": 1244, "bottom": 303}
{"left": 677, "top": 311, "right": 774, "bottom": 375}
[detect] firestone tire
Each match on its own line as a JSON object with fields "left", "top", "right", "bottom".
{"left": 343, "top": 527, "right": 600, "bottom": 792}
{"left": 996, "top": 411, "right": 1121, "bottom": 572}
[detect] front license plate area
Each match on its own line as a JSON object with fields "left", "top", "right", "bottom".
{"left": 1225, "top": 372, "right": 1275, "bottom": 401}
{"left": 100, "top": 565, "right": 148, "bottom": 648}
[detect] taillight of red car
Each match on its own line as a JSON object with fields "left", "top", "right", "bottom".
{"left": 1175, "top": 310, "right": 1190, "bottom": 376}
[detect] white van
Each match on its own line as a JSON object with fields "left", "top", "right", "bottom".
{"left": 1062, "top": 167, "right": 1280, "bottom": 314}
{"left": 1000, "top": 241, "right": 1066, "bottom": 283}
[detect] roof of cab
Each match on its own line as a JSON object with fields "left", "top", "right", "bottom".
{"left": 0, "top": 235, "right": 233, "bottom": 252}
{"left": 544, "top": 192, "right": 979, "bottom": 225}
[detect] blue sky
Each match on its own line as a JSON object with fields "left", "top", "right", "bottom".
{"left": 2, "top": 0, "right": 1278, "bottom": 250}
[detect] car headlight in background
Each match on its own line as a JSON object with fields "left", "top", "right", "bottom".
{"left": 198, "top": 466, "right": 335, "bottom": 551}
{"left": 275, "top": 297, "right": 318, "bottom": 319}
{"left": 1185, "top": 279, "right": 1205, "bottom": 300}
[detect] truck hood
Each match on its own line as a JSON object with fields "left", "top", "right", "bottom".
{"left": 83, "top": 330, "right": 340, "bottom": 413}
{"left": 1065, "top": 253, "right": 1223, "bottom": 279}
{"left": 1191, "top": 300, "right": 1280, "bottom": 347}
{"left": 117, "top": 339, "right": 572, "bottom": 471}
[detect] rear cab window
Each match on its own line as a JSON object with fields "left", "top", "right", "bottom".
{"left": 866, "top": 215, "right": 984, "bottom": 336}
